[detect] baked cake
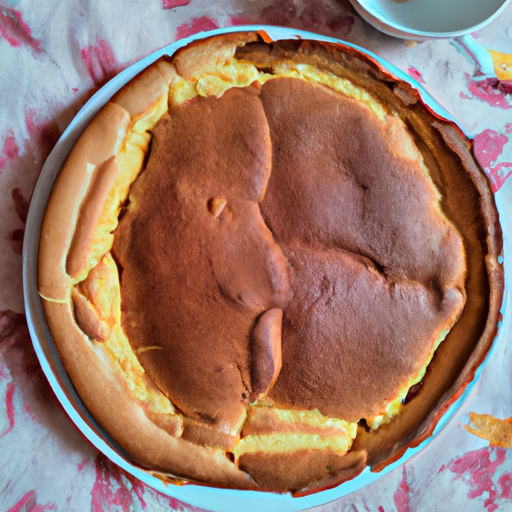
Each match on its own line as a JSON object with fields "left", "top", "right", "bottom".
{"left": 38, "top": 32, "right": 504, "bottom": 495}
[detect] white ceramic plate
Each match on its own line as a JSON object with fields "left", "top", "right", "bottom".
{"left": 22, "top": 26, "right": 509, "bottom": 512}
{"left": 349, "top": 0, "right": 512, "bottom": 39}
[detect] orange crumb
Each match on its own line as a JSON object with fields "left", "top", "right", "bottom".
{"left": 465, "top": 412, "right": 512, "bottom": 449}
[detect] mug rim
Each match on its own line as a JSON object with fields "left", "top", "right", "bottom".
{"left": 349, "top": 0, "right": 512, "bottom": 39}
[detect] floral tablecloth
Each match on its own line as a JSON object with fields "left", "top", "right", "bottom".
{"left": 1, "top": 1, "right": 512, "bottom": 510}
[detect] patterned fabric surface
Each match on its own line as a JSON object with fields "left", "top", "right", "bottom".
{"left": 1, "top": 0, "right": 512, "bottom": 510}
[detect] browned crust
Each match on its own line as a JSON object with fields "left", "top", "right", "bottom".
{"left": 172, "top": 32, "right": 259, "bottom": 79}
{"left": 294, "top": 450, "right": 367, "bottom": 497}
{"left": 38, "top": 102, "right": 129, "bottom": 301}
{"left": 181, "top": 417, "right": 241, "bottom": 451}
{"left": 71, "top": 286, "right": 111, "bottom": 341}
{"left": 237, "top": 449, "right": 367, "bottom": 495}
{"left": 39, "top": 57, "right": 179, "bottom": 301}
{"left": 251, "top": 308, "right": 283, "bottom": 401}
{"left": 110, "top": 59, "right": 177, "bottom": 123}
{"left": 66, "top": 156, "right": 118, "bottom": 279}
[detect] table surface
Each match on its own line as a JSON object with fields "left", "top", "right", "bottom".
{"left": 1, "top": 1, "right": 512, "bottom": 511}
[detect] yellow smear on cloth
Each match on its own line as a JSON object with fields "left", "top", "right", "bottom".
{"left": 466, "top": 412, "right": 512, "bottom": 448}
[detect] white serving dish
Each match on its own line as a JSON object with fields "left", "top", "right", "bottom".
{"left": 22, "top": 25, "right": 508, "bottom": 512}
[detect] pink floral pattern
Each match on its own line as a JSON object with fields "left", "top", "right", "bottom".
{"left": 176, "top": 16, "right": 220, "bottom": 40}
{"left": 80, "top": 39, "right": 121, "bottom": 88}
{"left": 1, "top": 0, "right": 512, "bottom": 510}
{"left": 6, "top": 491, "right": 57, "bottom": 512}
{"left": 0, "top": 130, "right": 19, "bottom": 170}
{"left": 473, "top": 129, "right": 512, "bottom": 192}
{"left": 0, "top": 1, "right": 41, "bottom": 54}
{"left": 439, "top": 448, "right": 512, "bottom": 512}
{"left": 163, "top": 0, "right": 192, "bottom": 8}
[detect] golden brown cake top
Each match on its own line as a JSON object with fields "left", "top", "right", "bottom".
{"left": 114, "top": 74, "right": 466, "bottom": 431}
